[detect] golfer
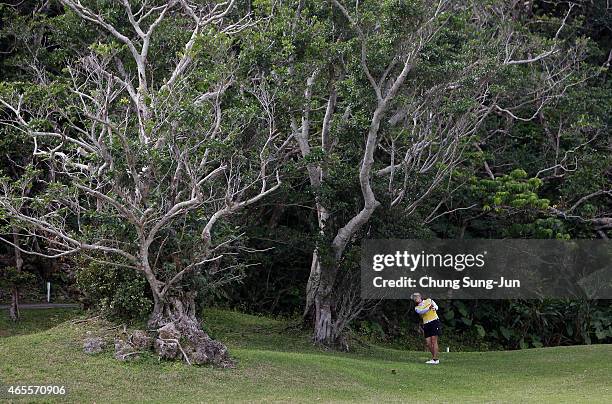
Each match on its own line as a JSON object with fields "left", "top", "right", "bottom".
{"left": 411, "top": 292, "right": 440, "bottom": 364}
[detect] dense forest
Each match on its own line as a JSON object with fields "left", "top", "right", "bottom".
{"left": 0, "top": 0, "right": 610, "bottom": 364}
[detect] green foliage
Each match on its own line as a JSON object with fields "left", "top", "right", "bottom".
{"left": 75, "top": 260, "right": 152, "bottom": 322}
{"left": 438, "top": 299, "right": 612, "bottom": 348}
{"left": 358, "top": 319, "right": 386, "bottom": 340}
{"left": 459, "top": 169, "right": 573, "bottom": 239}
{"left": 472, "top": 169, "right": 549, "bottom": 212}
{"left": 0, "top": 266, "right": 36, "bottom": 288}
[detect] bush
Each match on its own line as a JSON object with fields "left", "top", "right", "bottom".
{"left": 76, "top": 260, "right": 152, "bottom": 322}
{"left": 0, "top": 266, "right": 37, "bottom": 290}
{"left": 441, "top": 299, "right": 612, "bottom": 348}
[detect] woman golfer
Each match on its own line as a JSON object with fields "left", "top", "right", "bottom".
{"left": 411, "top": 292, "right": 440, "bottom": 364}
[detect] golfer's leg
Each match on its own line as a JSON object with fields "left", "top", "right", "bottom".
{"left": 431, "top": 336, "right": 439, "bottom": 360}
{"left": 426, "top": 337, "right": 434, "bottom": 357}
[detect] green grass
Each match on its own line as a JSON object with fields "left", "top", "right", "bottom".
{"left": 0, "top": 308, "right": 80, "bottom": 337}
{"left": 1, "top": 308, "right": 611, "bottom": 403}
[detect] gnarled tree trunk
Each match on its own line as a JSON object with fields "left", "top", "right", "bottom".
{"left": 140, "top": 253, "right": 234, "bottom": 367}
{"left": 9, "top": 286, "right": 19, "bottom": 322}
{"left": 9, "top": 230, "right": 23, "bottom": 322}
{"left": 312, "top": 258, "right": 341, "bottom": 347}
{"left": 148, "top": 292, "right": 234, "bottom": 368}
{"left": 303, "top": 250, "right": 321, "bottom": 320}
{"left": 313, "top": 284, "right": 335, "bottom": 345}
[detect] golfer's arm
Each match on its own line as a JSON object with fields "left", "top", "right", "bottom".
{"left": 415, "top": 306, "right": 430, "bottom": 314}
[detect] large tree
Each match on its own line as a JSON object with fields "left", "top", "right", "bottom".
{"left": 0, "top": 0, "right": 288, "bottom": 365}
{"left": 245, "top": 0, "right": 589, "bottom": 346}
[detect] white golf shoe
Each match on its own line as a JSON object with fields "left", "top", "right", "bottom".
{"left": 425, "top": 359, "right": 439, "bottom": 365}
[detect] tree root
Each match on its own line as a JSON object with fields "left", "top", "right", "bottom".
{"left": 160, "top": 338, "right": 191, "bottom": 366}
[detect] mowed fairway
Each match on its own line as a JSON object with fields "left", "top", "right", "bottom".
{"left": 1, "top": 309, "right": 611, "bottom": 403}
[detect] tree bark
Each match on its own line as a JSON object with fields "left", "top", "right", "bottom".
{"left": 131, "top": 243, "right": 234, "bottom": 367}
{"left": 147, "top": 292, "right": 234, "bottom": 367}
{"left": 303, "top": 249, "right": 321, "bottom": 319}
{"left": 303, "top": 201, "right": 330, "bottom": 320}
{"left": 312, "top": 259, "right": 339, "bottom": 346}
{"left": 9, "top": 286, "right": 19, "bottom": 322}
{"left": 9, "top": 230, "right": 23, "bottom": 322}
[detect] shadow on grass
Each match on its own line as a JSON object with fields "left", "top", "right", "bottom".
{"left": 0, "top": 308, "right": 82, "bottom": 337}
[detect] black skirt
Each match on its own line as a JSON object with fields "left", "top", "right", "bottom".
{"left": 423, "top": 319, "right": 441, "bottom": 338}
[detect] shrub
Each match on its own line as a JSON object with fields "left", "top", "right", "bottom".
{"left": 76, "top": 259, "right": 152, "bottom": 322}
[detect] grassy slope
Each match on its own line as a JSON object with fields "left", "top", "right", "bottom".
{"left": 0, "top": 308, "right": 80, "bottom": 337}
{"left": 0, "top": 308, "right": 611, "bottom": 403}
